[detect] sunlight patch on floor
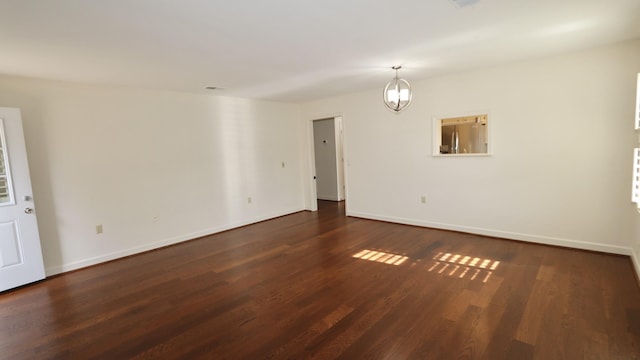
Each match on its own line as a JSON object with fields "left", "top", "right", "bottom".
{"left": 352, "top": 249, "right": 408, "bottom": 266}
{"left": 429, "top": 252, "right": 500, "bottom": 283}
{"left": 351, "top": 249, "right": 500, "bottom": 282}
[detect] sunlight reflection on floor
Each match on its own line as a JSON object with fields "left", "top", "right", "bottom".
{"left": 429, "top": 252, "right": 500, "bottom": 283}
{"left": 351, "top": 249, "right": 500, "bottom": 283}
{"left": 352, "top": 249, "right": 408, "bottom": 265}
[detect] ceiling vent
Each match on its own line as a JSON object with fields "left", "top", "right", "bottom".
{"left": 450, "top": 0, "right": 480, "bottom": 8}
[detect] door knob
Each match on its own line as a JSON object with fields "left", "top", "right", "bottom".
{"left": 24, "top": 207, "right": 34, "bottom": 214}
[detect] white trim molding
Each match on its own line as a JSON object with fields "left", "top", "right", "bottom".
{"left": 347, "top": 210, "right": 633, "bottom": 256}
{"left": 45, "top": 207, "right": 305, "bottom": 276}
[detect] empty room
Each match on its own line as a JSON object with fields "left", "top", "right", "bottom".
{"left": 1, "top": 0, "right": 640, "bottom": 359}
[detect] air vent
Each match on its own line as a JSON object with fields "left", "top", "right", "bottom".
{"left": 450, "top": 0, "right": 480, "bottom": 8}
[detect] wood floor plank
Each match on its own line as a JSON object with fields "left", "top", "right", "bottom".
{"left": 1, "top": 200, "right": 639, "bottom": 359}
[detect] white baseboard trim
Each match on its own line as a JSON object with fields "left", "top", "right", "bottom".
{"left": 45, "top": 207, "right": 305, "bottom": 276}
{"left": 317, "top": 195, "right": 341, "bottom": 201}
{"left": 347, "top": 211, "right": 633, "bottom": 256}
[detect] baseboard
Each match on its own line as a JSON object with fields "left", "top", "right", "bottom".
{"left": 45, "top": 207, "right": 305, "bottom": 276}
{"left": 317, "top": 195, "right": 341, "bottom": 201}
{"left": 347, "top": 210, "right": 633, "bottom": 256}
{"left": 46, "top": 208, "right": 635, "bottom": 277}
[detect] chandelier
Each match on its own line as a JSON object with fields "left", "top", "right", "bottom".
{"left": 383, "top": 65, "right": 412, "bottom": 113}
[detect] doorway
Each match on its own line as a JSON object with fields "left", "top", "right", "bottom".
{"left": 312, "top": 116, "right": 345, "bottom": 209}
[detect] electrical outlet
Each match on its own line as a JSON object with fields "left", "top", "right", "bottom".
{"left": 421, "top": 195, "right": 427, "bottom": 204}
{"left": 96, "top": 224, "right": 103, "bottom": 234}
{"left": 152, "top": 216, "right": 159, "bottom": 223}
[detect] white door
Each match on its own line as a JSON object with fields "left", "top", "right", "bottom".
{"left": 0, "top": 107, "right": 45, "bottom": 292}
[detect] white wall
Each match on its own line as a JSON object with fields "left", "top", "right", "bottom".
{"left": 0, "top": 75, "right": 306, "bottom": 275}
{"left": 2, "top": 41, "right": 638, "bottom": 278}
{"left": 313, "top": 118, "right": 339, "bottom": 201}
{"left": 303, "top": 40, "right": 640, "bottom": 255}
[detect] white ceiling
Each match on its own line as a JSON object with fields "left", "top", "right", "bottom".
{"left": 1, "top": 0, "right": 639, "bottom": 102}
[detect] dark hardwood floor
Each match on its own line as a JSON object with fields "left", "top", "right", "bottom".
{"left": 1, "top": 200, "right": 640, "bottom": 359}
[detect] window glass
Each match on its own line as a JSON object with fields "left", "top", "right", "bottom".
{"left": 0, "top": 120, "right": 13, "bottom": 205}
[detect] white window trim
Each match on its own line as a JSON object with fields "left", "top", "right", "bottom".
{"left": 633, "top": 148, "right": 640, "bottom": 206}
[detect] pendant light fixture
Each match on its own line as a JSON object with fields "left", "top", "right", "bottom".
{"left": 383, "top": 65, "right": 412, "bottom": 113}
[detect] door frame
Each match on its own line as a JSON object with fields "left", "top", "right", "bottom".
{"left": 306, "top": 114, "right": 347, "bottom": 211}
